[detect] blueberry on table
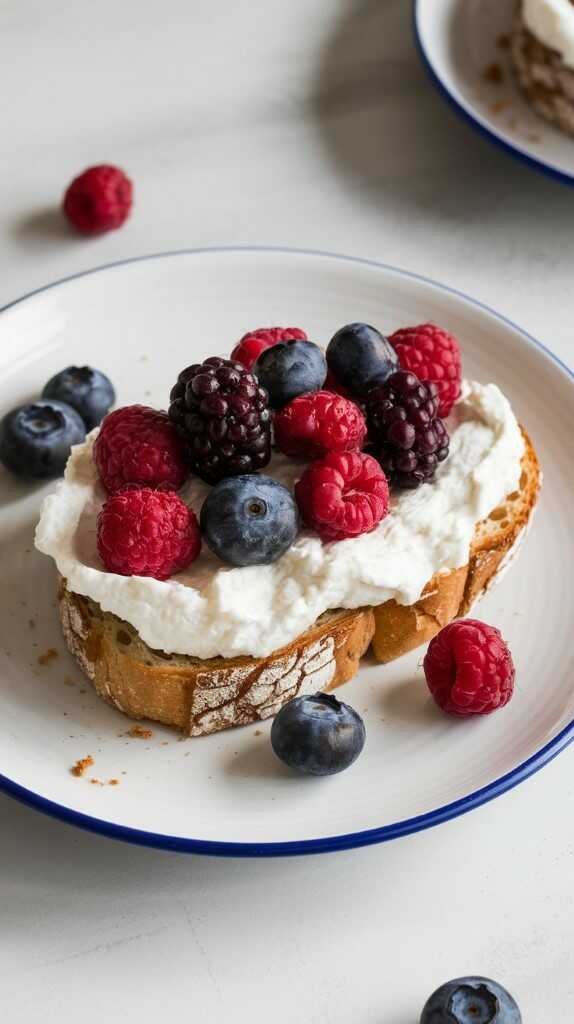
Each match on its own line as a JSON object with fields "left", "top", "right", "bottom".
{"left": 420, "top": 976, "right": 522, "bottom": 1023}
{"left": 253, "top": 339, "right": 327, "bottom": 408}
{"left": 42, "top": 365, "right": 115, "bottom": 430}
{"left": 326, "top": 322, "right": 398, "bottom": 395}
{"left": 0, "top": 400, "right": 86, "bottom": 479}
{"left": 270, "top": 692, "right": 366, "bottom": 776}
{"left": 200, "top": 474, "right": 299, "bottom": 566}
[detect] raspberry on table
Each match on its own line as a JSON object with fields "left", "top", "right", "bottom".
{"left": 97, "top": 488, "right": 201, "bottom": 580}
{"left": 423, "top": 619, "right": 516, "bottom": 716}
{"left": 231, "top": 326, "right": 308, "bottom": 371}
{"left": 94, "top": 405, "right": 188, "bottom": 493}
{"left": 366, "top": 370, "right": 449, "bottom": 489}
{"left": 168, "top": 357, "right": 272, "bottom": 484}
{"left": 390, "top": 323, "right": 462, "bottom": 418}
{"left": 63, "top": 164, "right": 133, "bottom": 235}
{"left": 295, "top": 450, "right": 389, "bottom": 542}
{"left": 275, "top": 390, "right": 367, "bottom": 459}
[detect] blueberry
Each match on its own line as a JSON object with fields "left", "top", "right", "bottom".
{"left": 42, "top": 365, "right": 115, "bottom": 430}
{"left": 420, "top": 977, "right": 522, "bottom": 1024}
{"left": 326, "top": 323, "right": 398, "bottom": 395}
{"left": 0, "top": 400, "right": 86, "bottom": 480}
{"left": 253, "top": 340, "right": 326, "bottom": 408}
{"left": 200, "top": 474, "right": 299, "bottom": 566}
{"left": 270, "top": 692, "right": 366, "bottom": 776}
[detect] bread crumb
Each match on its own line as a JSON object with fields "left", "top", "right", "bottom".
{"left": 79, "top": 688, "right": 87, "bottom": 694}
{"left": 124, "top": 724, "right": 153, "bottom": 739}
{"left": 38, "top": 648, "right": 58, "bottom": 666}
{"left": 108, "top": 779, "right": 119, "bottom": 786}
{"left": 71, "top": 755, "right": 94, "bottom": 777}
{"left": 28, "top": 618, "right": 35, "bottom": 630}
{"left": 254, "top": 729, "right": 262, "bottom": 736}
{"left": 490, "top": 99, "right": 511, "bottom": 114}
{"left": 161, "top": 741, "right": 169, "bottom": 746}
{"left": 483, "top": 62, "right": 504, "bottom": 85}
{"left": 497, "top": 33, "right": 510, "bottom": 50}
{"left": 64, "top": 676, "right": 76, "bottom": 687}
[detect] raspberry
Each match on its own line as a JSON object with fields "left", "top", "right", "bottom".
{"left": 97, "top": 488, "right": 201, "bottom": 580}
{"left": 295, "top": 450, "right": 389, "bottom": 542}
{"left": 168, "top": 357, "right": 271, "bottom": 484}
{"left": 275, "top": 391, "right": 367, "bottom": 459}
{"left": 424, "top": 619, "right": 515, "bottom": 716}
{"left": 390, "top": 323, "right": 462, "bottom": 418}
{"left": 366, "top": 370, "right": 449, "bottom": 489}
{"left": 231, "top": 327, "right": 308, "bottom": 371}
{"left": 94, "top": 405, "right": 187, "bottom": 493}
{"left": 63, "top": 164, "right": 133, "bottom": 235}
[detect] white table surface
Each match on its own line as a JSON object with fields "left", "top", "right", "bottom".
{"left": 1, "top": 1, "right": 573, "bottom": 1020}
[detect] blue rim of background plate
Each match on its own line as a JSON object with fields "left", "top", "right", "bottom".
{"left": 412, "top": 0, "right": 574, "bottom": 188}
{"left": 0, "top": 245, "right": 572, "bottom": 858}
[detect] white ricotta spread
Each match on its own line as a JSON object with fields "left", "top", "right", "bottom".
{"left": 35, "top": 381, "right": 524, "bottom": 660}
{"left": 523, "top": 0, "right": 574, "bottom": 70}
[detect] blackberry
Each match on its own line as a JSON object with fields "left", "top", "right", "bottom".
{"left": 168, "top": 357, "right": 272, "bottom": 484}
{"left": 366, "top": 370, "right": 449, "bottom": 489}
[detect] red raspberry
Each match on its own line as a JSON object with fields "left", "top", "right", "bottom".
{"left": 63, "top": 164, "right": 133, "bottom": 235}
{"left": 231, "top": 326, "right": 307, "bottom": 371}
{"left": 295, "top": 450, "right": 389, "bottom": 542}
{"left": 97, "top": 488, "right": 201, "bottom": 580}
{"left": 424, "top": 619, "right": 515, "bottom": 716}
{"left": 275, "top": 390, "right": 367, "bottom": 459}
{"left": 390, "top": 323, "right": 462, "bottom": 418}
{"left": 94, "top": 405, "right": 187, "bottom": 493}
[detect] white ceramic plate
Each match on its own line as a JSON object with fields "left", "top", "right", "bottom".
{"left": 415, "top": 0, "right": 574, "bottom": 187}
{"left": 0, "top": 247, "right": 572, "bottom": 856}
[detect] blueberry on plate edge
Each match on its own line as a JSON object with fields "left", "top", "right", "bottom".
{"left": 0, "top": 400, "right": 86, "bottom": 480}
{"left": 270, "top": 692, "right": 366, "bottom": 776}
{"left": 42, "top": 365, "right": 115, "bottom": 431}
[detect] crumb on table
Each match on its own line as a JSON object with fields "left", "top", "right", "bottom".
{"left": 497, "top": 33, "right": 510, "bottom": 50}
{"left": 28, "top": 618, "right": 35, "bottom": 630}
{"left": 70, "top": 755, "right": 94, "bottom": 777}
{"left": 38, "top": 648, "right": 58, "bottom": 666}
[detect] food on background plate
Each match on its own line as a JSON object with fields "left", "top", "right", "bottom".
{"left": 511, "top": 0, "right": 574, "bottom": 137}
{"left": 34, "top": 319, "right": 540, "bottom": 738}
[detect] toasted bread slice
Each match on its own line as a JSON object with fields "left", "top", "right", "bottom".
{"left": 58, "top": 581, "right": 375, "bottom": 737}
{"left": 370, "top": 428, "right": 540, "bottom": 662}
{"left": 57, "top": 430, "right": 540, "bottom": 737}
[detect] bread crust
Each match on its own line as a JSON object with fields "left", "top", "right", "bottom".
{"left": 57, "top": 430, "right": 540, "bottom": 735}
{"left": 371, "top": 429, "right": 540, "bottom": 661}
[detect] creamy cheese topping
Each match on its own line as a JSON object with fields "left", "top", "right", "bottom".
{"left": 524, "top": 0, "right": 574, "bottom": 70}
{"left": 35, "top": 381, "right": 524, "bottom": 660}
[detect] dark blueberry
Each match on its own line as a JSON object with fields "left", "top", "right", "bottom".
{"left": 420, "top": 976, "right": 522, "bottom": 1024}
{"left": 253, "top": 340, "right": 326, "bottom": 408}
{"left": 0, "top": 400, "right": 86, "bottom": 480}
{"left": 200, "top": 474, "right": 298, "bottom": 566}
{"left": 42, "top": 366, "right": 115, "bottom": 430}
{"left": 270, "top": 692, "right": 366, "bottom": 776}
{"left": 326, "top": 322, "right": 398, "bottom": 395}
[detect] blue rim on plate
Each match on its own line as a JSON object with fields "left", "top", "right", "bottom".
{"left": 1, "top": 245, "right": 573, "bottom": 858}
{"left": 412, "top": 0, "right": 574, "bottom": 189}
